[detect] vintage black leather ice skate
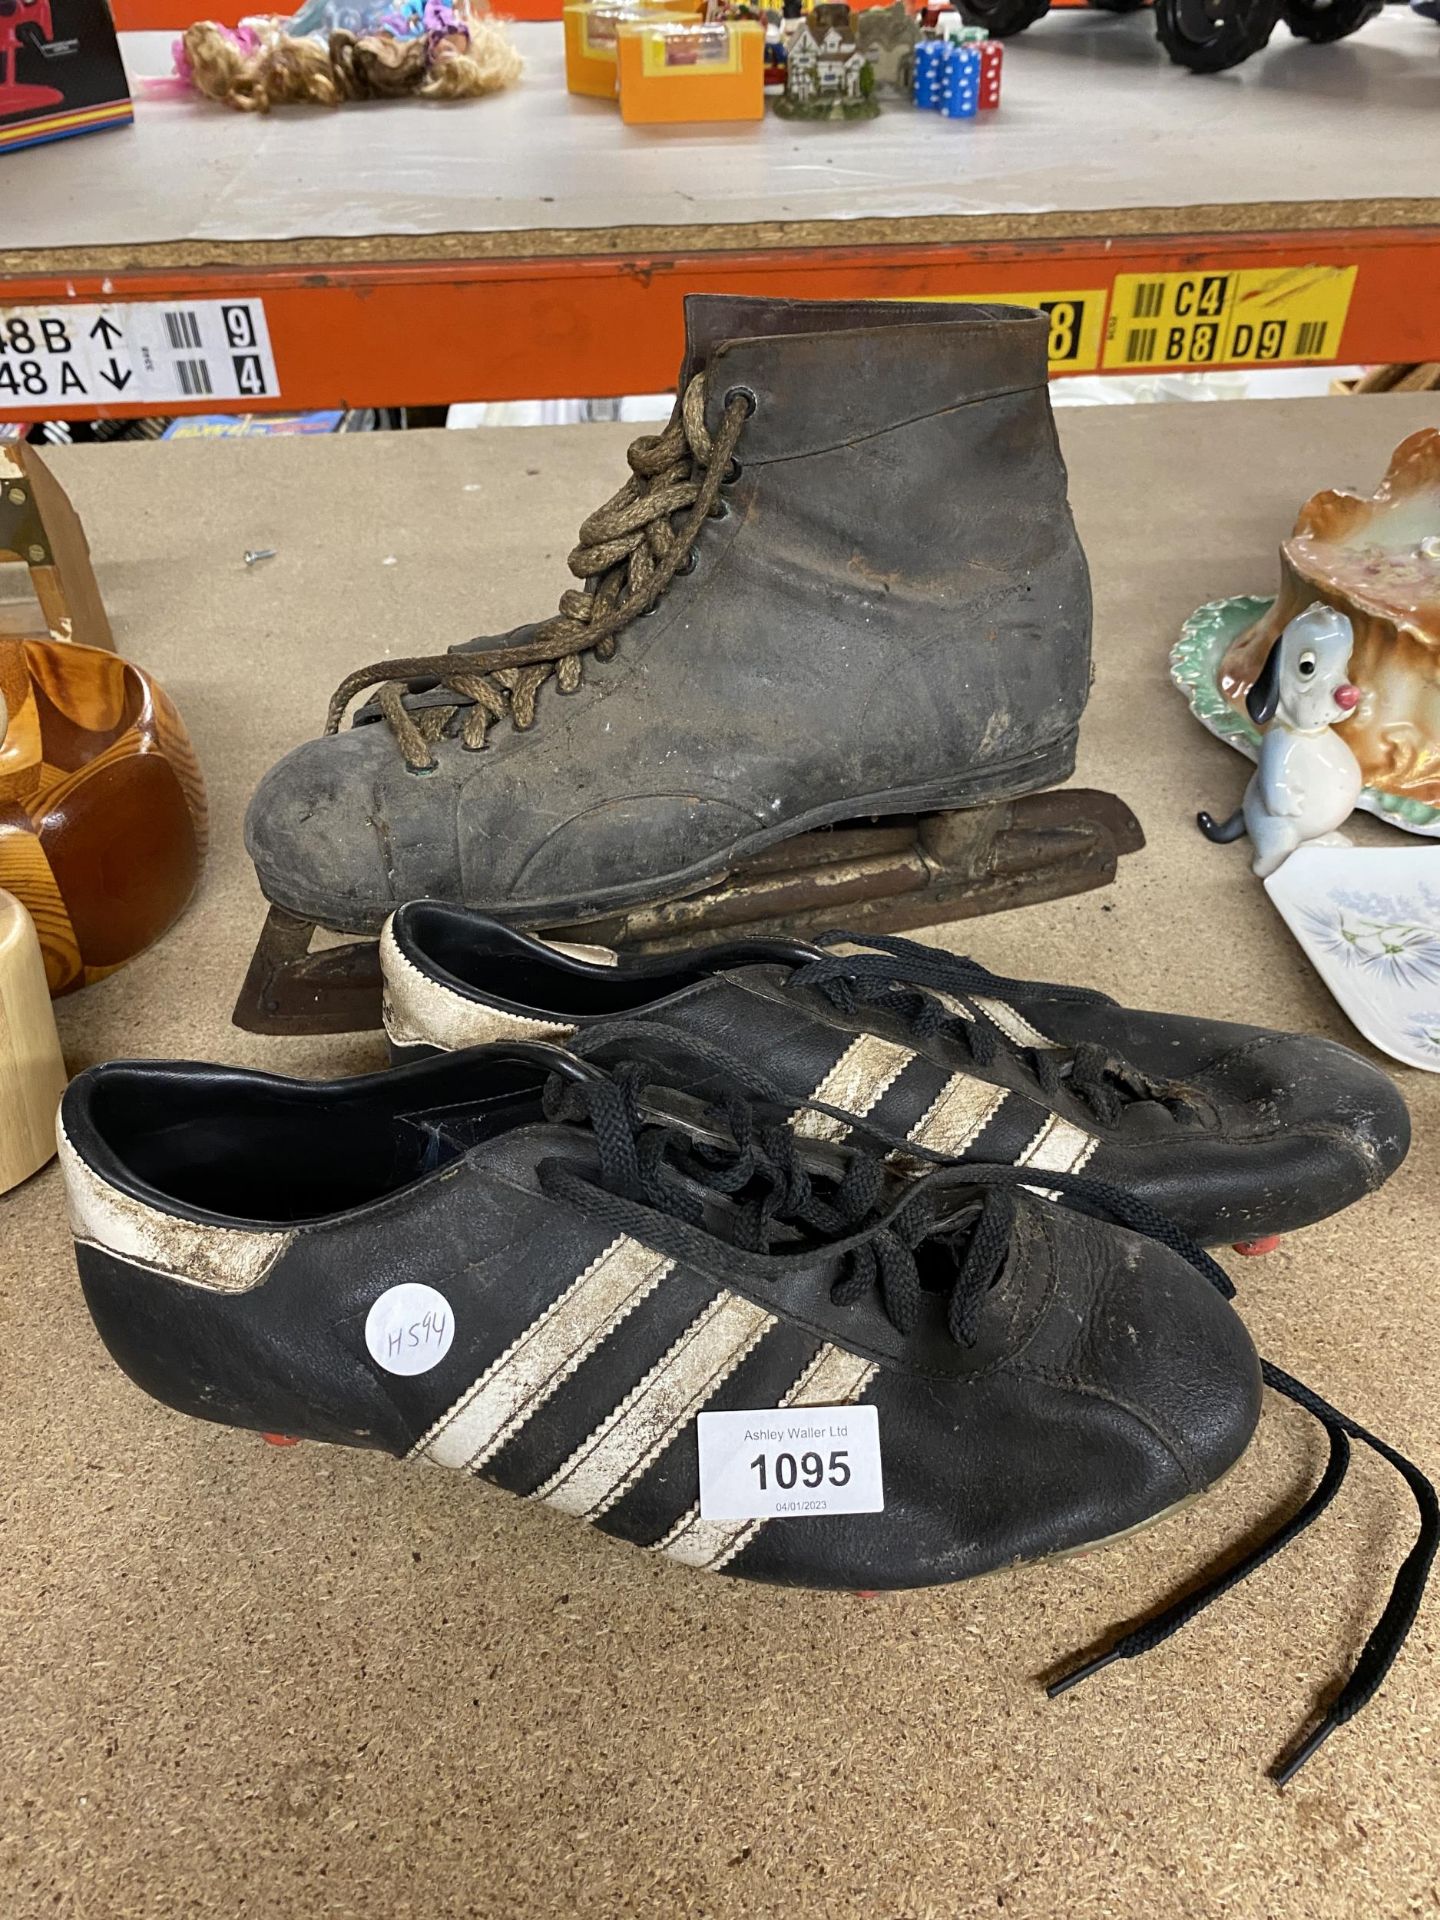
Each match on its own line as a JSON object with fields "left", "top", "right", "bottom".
{"left": 377, "top": 907, "right": 1410, "bottom": 1249}
{"left": 235, "top": 296, "right": 1140, "bottom": 1035}
{"left": 60, "top": 1040, "right": 1434, "bottom": 1783}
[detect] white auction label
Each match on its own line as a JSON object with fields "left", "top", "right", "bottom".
{"left": 0, "top": 299, "right": 279, "bottom": 408}
{"left": 365, "top": 1283, "right": 455, "bottom": 1377}
{"left": 697, "top": 1404, "right": 883, "bottom": 1522}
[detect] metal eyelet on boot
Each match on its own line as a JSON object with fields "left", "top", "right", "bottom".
{"left": 676, "top": 551, "right": 699, "bottom": 576}
{"left": 723, "top": 386, "right": 758, "bottom": 418}
{"left": 722, "top": 458, "right": 742, "bottom": 485}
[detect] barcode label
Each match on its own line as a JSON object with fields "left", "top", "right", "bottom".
{"left": 1106, "top": 266, "right": 1356, "bottom": 371}
{"left": 176, "top": 358, "right": 213, "bottom": 397}
{"left": 0, "top": 298, "right": 279, "bottom": 410}
{"left": 164, "top": 309, "right": 203, "bottom": 351}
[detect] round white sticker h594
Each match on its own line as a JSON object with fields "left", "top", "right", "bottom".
{"left": 365, "top": 1283, "right": 454, "bottom": 1376}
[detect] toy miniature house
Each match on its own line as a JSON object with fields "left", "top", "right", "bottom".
{"left": 786, "top": 3, "right": 866, "bottom": 102}
{"left": 855, "top": 0, "right": 917, "bottom": 93}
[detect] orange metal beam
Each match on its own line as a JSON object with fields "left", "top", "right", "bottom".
{"left": 1, "top": 225, "right": 1436, "bottom": 420}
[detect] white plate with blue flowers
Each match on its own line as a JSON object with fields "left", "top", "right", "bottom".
{"left": 1266, "top": 847, "right": 1440, "bottom": 1072}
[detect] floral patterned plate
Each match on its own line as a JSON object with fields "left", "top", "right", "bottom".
{"left": 1265, "top": 846, "right": 1440, "bottom": 1072}
{"left": 1170, "top": 595, "right": 1440, "bottom": 839}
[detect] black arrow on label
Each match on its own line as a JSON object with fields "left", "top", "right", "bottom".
{"left": 89, "top": 316, "right": 123, "bottom": 348}
{"left": 98, "top": 358, "right": 132, "bottom": 391}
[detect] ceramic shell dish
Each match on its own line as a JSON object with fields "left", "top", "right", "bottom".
{"left": 1173, "top": 429, "right": 1440, "bottom": 837}
{"left": 1266, "top": 846, "right": 1440, "bottom": 1072}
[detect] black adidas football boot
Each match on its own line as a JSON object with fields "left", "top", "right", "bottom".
{"left": 378, "top": 907, "right": 1411, "bottom": 1250}
{"left": 63, "top": 1038, "right": 1259, "bottom": 1569}
{"left": 60, "top": 1041, "right": 1434, "bottom": 1784}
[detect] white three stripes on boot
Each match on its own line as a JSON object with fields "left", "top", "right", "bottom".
{"left": 972, "top": 995, "right": 1062, "bottom": 1051}
{"left": 1016, "top": 1112, "right": 1099, "bottom": 1199}
{"left": 906, "top": 1074, "right": 1008, "bottom": 1157}
{"left": 654, "top": 1344, "right": 880, "bottom": 1572}
{"left": 790, "top": 1034, "right": 916, "bottom": 1144}
{"left": 535, "top": 1293, "right": 776, "bottom": 1519}
{"left": 790, "top": 1029, "right": 1094, "bottom": 1170}
{"left": 790, "top": 1033, "right": 1012, "bottom": 1159}
{"left": 897, "top": 983, "right": 1061, "bottom": 1053}
{"left": 413, "top": 1236, "right": 672, "bottom": 1471}
{"left": 1018, "top": 1112, "right": 1099, "bottom": 1176}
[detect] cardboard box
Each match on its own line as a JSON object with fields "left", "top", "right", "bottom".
{"left": 0, "top": 0, "right": 132, "bottom": 155}
{"left": 563, "top": 0, "right": 695, "bottom": 98}
{"left": 616, "top": 18, "right": 762, "bottom": 124}
{"left": 161, "top": 412, "right": 364, "bottom": 439}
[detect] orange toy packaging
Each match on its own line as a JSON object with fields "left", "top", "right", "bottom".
{"left": 616, "top": 18, "right": 762, "bottom": 123}
{"left": 563, "top": 0, "right": 696, "bottom": 98}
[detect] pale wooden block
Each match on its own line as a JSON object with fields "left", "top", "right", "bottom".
{"left": 0, "top": 890, "right": 68, "bottom": 1195}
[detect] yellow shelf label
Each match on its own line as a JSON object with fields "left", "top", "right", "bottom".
{"left": 915, "top": 291, "right": 1107, "bottom": 373}
{"left": 1102, "top": 266, "right": 1357, "bottom": 370}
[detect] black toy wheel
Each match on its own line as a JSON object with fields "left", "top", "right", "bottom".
{"left": 1088, "top": 0, "right": 1148, "bottom": 12}
{"left": 954, "top": 0, "right": 1052, "bottom": 36}
{"left": 1282, "top": 0, "right": 1380, "bottom": 39}
{"left": 1154, "top": 0, "right": 1279, "bottom": 69}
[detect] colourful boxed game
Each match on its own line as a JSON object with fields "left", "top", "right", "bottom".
{"left": 563, "top": 0, "right": 696, "bottom": 98}
{"left": 0, "top": 0, "right": 132, "bottom": 155}
{"left": 161, "top": 412, "right": 348, "bottom": 438}
{"left": 616, "top": 17, "right": 762, "bottom": 123}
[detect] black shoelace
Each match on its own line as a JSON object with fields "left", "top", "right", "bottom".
{"left": 1049, "top": 1354, "right": 1439, "bottom": 1786}
{"left": 539, "top": 1061, "right": 1015, "bottom": 1346}
{"left": 787, "top": 928, "right": 1202, "bottom": 1129}
{"left": 536, "top": 1045, "right": 1435, "bottom": 1786}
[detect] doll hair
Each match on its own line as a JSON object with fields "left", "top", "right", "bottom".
{"left": 417, "top": 25, "right": 521, "bottom": 96}
{"left": 179, "top": 7, "right": 522, "bottom": 111}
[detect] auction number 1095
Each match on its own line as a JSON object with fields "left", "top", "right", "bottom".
{"left": 750, "top": 1450, "right": 851, "bottom": 1492}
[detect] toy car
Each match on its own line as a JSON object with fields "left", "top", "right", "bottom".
{"left": 954, "top": 0, "right": 1381, "bottom": 73}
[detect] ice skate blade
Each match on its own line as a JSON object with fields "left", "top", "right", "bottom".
{"left": 233, "top": 905, "right": 386, "bottom": 1037}
{"left": 547, "top": 788, "right": 1143, "bottom": 956}
{"left": 232, "top": 789, "right": 1143, "bottom": 1035}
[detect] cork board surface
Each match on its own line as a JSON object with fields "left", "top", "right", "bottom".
{"left": 2, "top": 391, "right": 1438, "bottom": 1919}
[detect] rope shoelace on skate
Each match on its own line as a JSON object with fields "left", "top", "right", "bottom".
{"left": 537, "top": 1054, "right": 1435, "bottom": 1787}
{"left": 322, "top": 374, "right": 752, "bottom": 772}
{"left": 786, "top": 928, "right": 1206, "bottom": 1129}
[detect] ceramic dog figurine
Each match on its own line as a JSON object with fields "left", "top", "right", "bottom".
{"left": 1199, "top": 603, "right": 1362, "bottom": 878}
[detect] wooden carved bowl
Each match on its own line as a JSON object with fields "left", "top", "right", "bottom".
{"left": 0, "top": 638, "right": 207, "bottom": 996}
